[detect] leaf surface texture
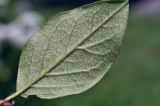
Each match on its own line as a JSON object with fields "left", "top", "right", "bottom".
{"left": 17, "top": 0, "right": 129, "bottom": 99}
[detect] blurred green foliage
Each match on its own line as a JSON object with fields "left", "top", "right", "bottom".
{"left": 1, "top": 1, "right": 160, "bottom": 106}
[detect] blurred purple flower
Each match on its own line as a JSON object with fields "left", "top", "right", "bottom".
{"left": 0, "top": 101, "right": 15, "bottom": 106}
{"left": 0, "top": 12, "right": 43, "bottom": 48}
{"left": 133, "top": 0, "right": 160, "bottom": 16}
{"left": 0, "top": 0, "right": 9, "bottom": 6}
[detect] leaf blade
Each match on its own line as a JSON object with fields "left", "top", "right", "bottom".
{"left": 17, "top": 1, "right": 129, "bottom": 99}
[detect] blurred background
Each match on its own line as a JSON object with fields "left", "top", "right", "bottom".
{"left": 0, "top": 0, "right": 160, "bottom": 106}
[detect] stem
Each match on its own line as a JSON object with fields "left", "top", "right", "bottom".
{"left": 0, "top": 101, "right": 3, "bottom": 106}
{"left": 0, "top": 92, "right": 18, "bottom": 105}
{"left": 0, "top": 88, "right": 25, "bottom": 106}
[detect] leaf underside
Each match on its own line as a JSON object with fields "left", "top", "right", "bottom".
{"left": 17, "top": 0, "right": 129, "bottom": 99}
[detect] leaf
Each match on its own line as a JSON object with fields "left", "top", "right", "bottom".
{"left": 16, "top": 0, "right": 129, "bottom": 99}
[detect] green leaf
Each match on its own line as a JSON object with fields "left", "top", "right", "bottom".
{"left": 16, "top": 1, "right": 129, "bottom": 99}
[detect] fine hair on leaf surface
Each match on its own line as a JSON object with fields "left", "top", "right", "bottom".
{"left": 0, "top": 0, "right": 129, "bottom": 105}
